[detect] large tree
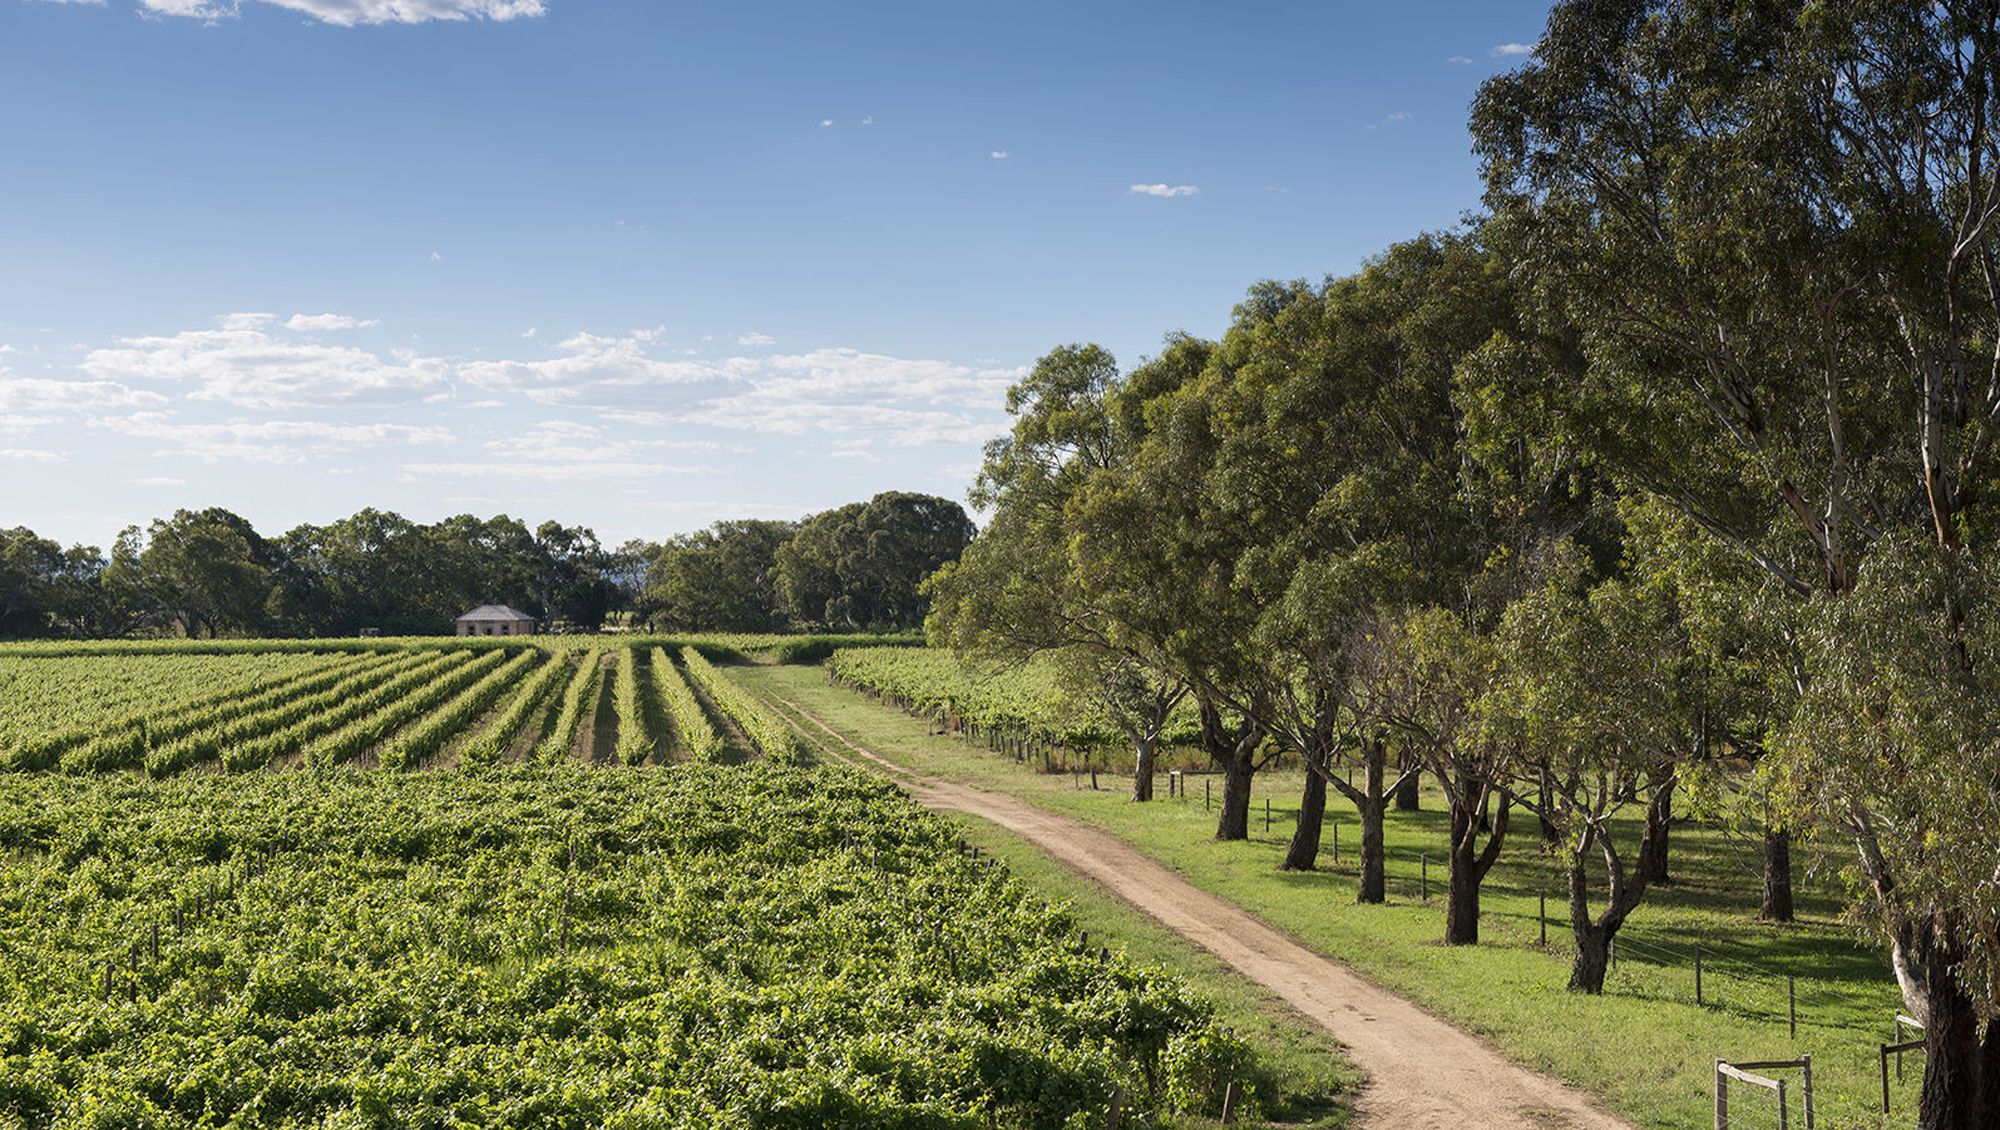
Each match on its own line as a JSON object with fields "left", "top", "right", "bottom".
{"left": 1474, "top": 2, "right": 2000, "bottom": 1121}
{"left": 929, "top": 340, "right": 1209, "bottom": 802}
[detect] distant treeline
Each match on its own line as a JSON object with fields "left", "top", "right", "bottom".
{"left": 0, "top": 490, "right": 972, "bottom": 639}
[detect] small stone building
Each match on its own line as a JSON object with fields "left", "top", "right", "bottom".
{"left": 455, "top": 604, "right": 537, "bottom": 637}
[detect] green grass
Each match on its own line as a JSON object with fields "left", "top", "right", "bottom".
{"left": 733, "top": 662, "right": 1913, "bottom": 1130}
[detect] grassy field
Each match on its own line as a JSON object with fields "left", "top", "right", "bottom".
{"left": 733, "top": 661, "right": 1913, "bottom": 1130}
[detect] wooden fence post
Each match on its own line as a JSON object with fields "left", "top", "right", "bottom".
{"left": 1715, "top": 1060, "right": 1728, "bottom": 1130}
{"left": 1221, "top": 1081, "right": 1239, "bottom": 1124}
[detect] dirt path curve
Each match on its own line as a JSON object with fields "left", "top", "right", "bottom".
{"left": 769, "top": 693, "right": 1639, "bottom": 1130}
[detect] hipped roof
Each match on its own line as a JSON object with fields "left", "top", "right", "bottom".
{"left": 457, "top": 604, "right": 536, "bottom": 622}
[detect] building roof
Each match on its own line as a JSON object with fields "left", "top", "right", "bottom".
{"left": 457, "top": 604, "right": 536, "bottom": 622}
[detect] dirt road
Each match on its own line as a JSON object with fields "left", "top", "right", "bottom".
{"left": 771, "top": 693, "right": 1641, "bottom": 1130}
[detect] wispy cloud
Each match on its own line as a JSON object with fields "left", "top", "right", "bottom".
{"left": 79, "top": 315, "right": 450, "bottom": 410}
{"left": 0, "top": 448, "right": 65, "bottom": 463}
{"left": 130, "top": 476, "right": 187, "bottom": 486}
{"left": 990, "top": 150, "right": 1008, "bottom": 159}
{"left": 458, "top": 332, "right": 748, "bottom": 408}
{"left": 1490, "top": 42, "right": 1536, "bottom": 57}
{"left": 46, "top": 0, "right": 548, "bottom": 27}
{"left": 0, "top": 376, "right": 167, "bottom": 413}
{"left": 674, "top": 348, "right": 1020, "bottom": 446}
{"left": 284, "top": 313, "right": 379, "bottom": 332}
{"left": 736, "top": 332, "right": 776, "bottom": 347}
{"left": 1448, "top": 55, "right": 1473, "bottom": 64}
{"left": 91, "top": 414, "right": 451, "bottom": 464}
{"left": 1129, "top": 183, "right": 1198, "bottom": 198}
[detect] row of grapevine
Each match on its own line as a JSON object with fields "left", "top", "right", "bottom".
{"left": 613, "top": 649, "right": 652, "bottom": 765}
{"left": 0, "top": 653, "right": 355, "bottom": 770}
{"left": 457, "top": 649, "right": 573, "bottom": 767}
{"left": 60, "top": 653, "right": 382, "bottom": 775}
{"left": 303, "top": 649, "right": 514, "bottom": 769}
{"left": 216, "top": 651, "right": 469, "bottom": 773}
{"left": 535, "top": 648, "right": 604, "bottom": 763}
{"left": 650, "top": 646, "right": 719, "bottom": 761}
{"left": 826, "top": 646, "right": 1203, "bottom": 751}
{"left": 379, "top": 650, "right": 544, "bottom": 770}
{"left": 150, "top": 651, "right": 443, "bottom": 777}
{"left": 682, "top": 646, "right": 800, "bottom": 762}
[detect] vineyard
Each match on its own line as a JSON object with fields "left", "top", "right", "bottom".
{"left": 0, "top": 640, "right": 1273, "bottom": 1128}
{"left": 0, "top": 640, "right": 817, "bottom": 776}
{"left": 0, "top": 766, "right": 1251, "bottom": 1128}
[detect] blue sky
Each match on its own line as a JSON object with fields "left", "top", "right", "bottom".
{"left": 2, "top": 0, "right": 1552, "bottom": 551}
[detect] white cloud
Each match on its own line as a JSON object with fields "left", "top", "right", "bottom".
{"left": 91, "top": 414, "right": 452, "bottom": 464}
{"left": 819, "top": 119, "right": 833, "bottom": 127}
{"left": 80, "top": 320, "right": 450, "bottom": 409}
{"left": 431, "top": 251, "right": 442, "bottom": 261}
{"left": 104, "top": 0, "right": 545, "bottom": 26}
{"left": 130, "top": 477, "right": 187, "bottom": 486}
{"left": 991, "top": 150, "right": 1008, "bottom": 159}
{"left": 737, "top": 331, "right": 776, "bottom": 347}
{"left": 1448, "top": 55, "right": 1473, "bottom": 64}
{"left": 284, "top": 313, "right": 379, "bottom": 331}
{"left": 0, "top": 376, "right": 167, "bottom": 413}
{"left": 1490, "top": 42, "right": 1536, "bottom": 57}
{"left": 0, "top": 414, "right": 57, "bottom": 435}
{"left": 0, "top": 448, "right": 65, "bottom": 463}
{"left": 1386, "top": 111, "right": 1412, "bottom": 122}
{"left": 481, "top": 420, "right": 701, "bottom": 465}
{"left": 674, "top": 348, "right": 1019, "bottom": 446}
{"left": 861, "top": 116, "right": 874, "bottom": 126}
{"left": 521, "top": 327, "right": 538, "bottom": 339}
{"left": 398, "top": 461, "right": 700, "bottom": 482}
{"left": 458, "top": 331, "right": 746, "bottom": 407}
{"left": 1129, "top": 183, "right": 1199, "bottom": 198}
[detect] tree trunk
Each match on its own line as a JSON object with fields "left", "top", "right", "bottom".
{"left": 1394, "top": 753, "right": 1421, "bottom": 810}
{"left": 1216, "top": 752, "right": 1252, "bottom": 840}
{"left": 1761, "top": 826, "right": 1794, "bottom": 922}
{"left": 1538, "top": 770, "right": 1560, "bottom": 846}
{"left": 1569, "top": 921, "right": 1610, "bottom": 993}
{"left": 1441, "top": 781, "right": 1509, "bottom": 945}
{"left": 1445, "top": 831, "right": 1482, "bottom": 943}
{"left": 1198, "top": 697, "right": 1263, "bottom": 841}
{"left": 1282, "top": 764, "right": 1327, "bottom": 871}
{"left": 1642, "top": 784, "right": 1671, "bottom": 884}
{"left": 1916, "top": 918, "right": 2000, "bottom": 1130}
{"left": 1356, "top": 751, "right": 1388, "bottom": 903}
{"left": 1131, "top": 734, "right": 1155, "bottom": 802}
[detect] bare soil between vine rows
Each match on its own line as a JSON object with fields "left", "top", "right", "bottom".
{"left": 770, "top": 693, "right": 1638, "bottom": 1130}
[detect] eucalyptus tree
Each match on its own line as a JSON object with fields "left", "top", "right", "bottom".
{"left": 1475, "top": 2, "right": 2000, "bottom": 1120}
{"left": 1485, "top": 559, "right": 1711, "bottom": 991}
{"left": 1142, "top": 235, "right": 1520, "bottom": 894}
{"left": 927, "top": 339, "right": 1208, "bottom": 802}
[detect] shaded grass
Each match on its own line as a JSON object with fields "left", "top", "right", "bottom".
{"left": 734, "top": 663, "right": 1912, "bottom": 1130}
